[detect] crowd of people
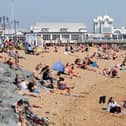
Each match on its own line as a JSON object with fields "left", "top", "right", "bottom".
{"left": 1, "top": 39, "right": 126, "bottom": 125}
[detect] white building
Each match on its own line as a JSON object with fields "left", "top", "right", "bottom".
{"left": 93, "top": 15, "right": 113, "bottom": 34}
{"left": 112, "top": 27, "right": 126, "bottom": 40}
{"left": 29, "top": 22, "right": 87, "bottom": 44}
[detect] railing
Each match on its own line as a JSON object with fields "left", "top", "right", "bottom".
{"left": 82, "top": 39, "right": 126, "bottom": 44}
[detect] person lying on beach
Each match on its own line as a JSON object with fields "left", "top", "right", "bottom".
{"left": 64, "top": 63, "right": 80, "bottom": 77}
{"left": 69, "top": 66, "right": 80, "bottom": 77}
{"left": 77, "top": 59, "right": 96, "bottom": 72}
{"left": 17, "top": 80, "right": 41, "bottom": 97}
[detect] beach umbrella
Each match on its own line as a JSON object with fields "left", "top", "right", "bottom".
{"left": 52, "top": 61, "right": 64, "bottom": 72}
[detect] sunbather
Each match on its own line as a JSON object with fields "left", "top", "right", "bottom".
{"left": 27, "top": 79, "right": 40, "bottom": 94}
{"left": 51, "top": 77, "right": 74, "bottom": 95}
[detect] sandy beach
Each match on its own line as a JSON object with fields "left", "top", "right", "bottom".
{"left": 18, "top": 46, "right": 126, "bottom": 126}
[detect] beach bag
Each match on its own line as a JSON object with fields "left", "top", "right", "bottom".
{"left": 92, "top": 62, "right": 97, "bottom": 67}
{"left": 99, "top": 96, "right": 106, "bottom": 104}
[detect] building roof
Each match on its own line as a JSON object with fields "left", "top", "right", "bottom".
{"left": 93, "top": 15, "right": 113, "bottom": 23}
{"left": 30, "top": 22, "right": 87, "bottom": 32}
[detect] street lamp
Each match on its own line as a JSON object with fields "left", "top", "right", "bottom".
{"left": 13, "top": 19, "right": 19, "bottom": 40}
{"left": 0, "top": 16, "right": 10, "bottom": 40}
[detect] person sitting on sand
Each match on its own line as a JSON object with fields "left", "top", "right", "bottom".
{"left": 90, "top": 52, "right": 96, "bottom": 58}
{"left": 12, "top": 99, "right": 26, "bottom": 126}
{"left": 33, "top": 66, "right": 41, "bottom": 80}
{"left": 121, "top": 57, "right": 126, "bottom": 66}
{"left": 103, "top": 52, "right": 110, "bottom": 60}
{"left": 17, "top": 79, "right": 40, "bottom": 96}
{"left": 64, "top": 63, "right": 79, "bottom": 77}
{"left": 102, "top": 68, "right": 111, "bottom": 77}
{"left": 6, "top": 57, "right": 14, "bottom": 68}
{"left": 79, "top": 44, "right": 84, "bottom": 52}
{"left": 35, "top": 62, "right": 43, "bottom": 71}
{"left": 111, "top": 66, "right": 118, "bottom": 78}
{"left": 64, "top": 45, "right": 70, "bottom": 55}
{"left": 15, "top": 74, "right": 21, "bottom": 85}
{"left": 74, "top": 58, "right": 81, "bottom": 65}
{"left": 70, "top": 45, "right": 74, "bottom": 53}
{"left": 77, "top": 59, "right": 96, "bottom": 72}
{"left": 107, "top": 97, "right": 121, "bottom": 114}
{"left": 25, "top": 44, "right": 34, "bottom": 54}
{"left": 42, "top": 67, "right": 54, "bottom": 85}
{"left": 12, "top": 99, "right": 43, "bottom": 126}
{"left": 54, "top": 77, "right": 74, "bottom": 95}
{"left": 112, "top": 52, "right": 118, "bottom": 60}
{"left": 54, "top": 46, "right": 58, "bottom": 52}
{"left": 18, "top": 78, "right": 28, "bottom": 90}
{"left": 69, "top": 66, "right": 80, "bottom": 77}
{"left": 27, "top": 79, "right": 40, "bottom": 94}
{"left": 86, "top": 57, "right": 93, "bottom": 65}
{"left": 64, "top": 62, "right": 71, "bottom": 75}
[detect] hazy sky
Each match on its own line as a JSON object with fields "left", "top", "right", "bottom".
{"left": 0, "top": 0, "right": 126, "bottom": 31}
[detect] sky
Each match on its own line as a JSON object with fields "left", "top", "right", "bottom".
{"left": 0, "top": 0, "right": 126, "bottom": 32}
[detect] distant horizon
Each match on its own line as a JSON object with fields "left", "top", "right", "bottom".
{"left": 0, "top": 0, "right": 126, "bottom": 32}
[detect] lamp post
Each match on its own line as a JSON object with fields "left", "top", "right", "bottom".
{"left": 14, "top": 19, "right": 19, "bottom": 40}
{"left": 11, "top": 0, "right": 14, "bottom": 40}
{"left": 0, "top": 16, "right": 9, "bottom": 40}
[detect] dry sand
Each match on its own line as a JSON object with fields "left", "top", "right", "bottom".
{"left": 19, "top": 47, "right": 126, "bottom": 126}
